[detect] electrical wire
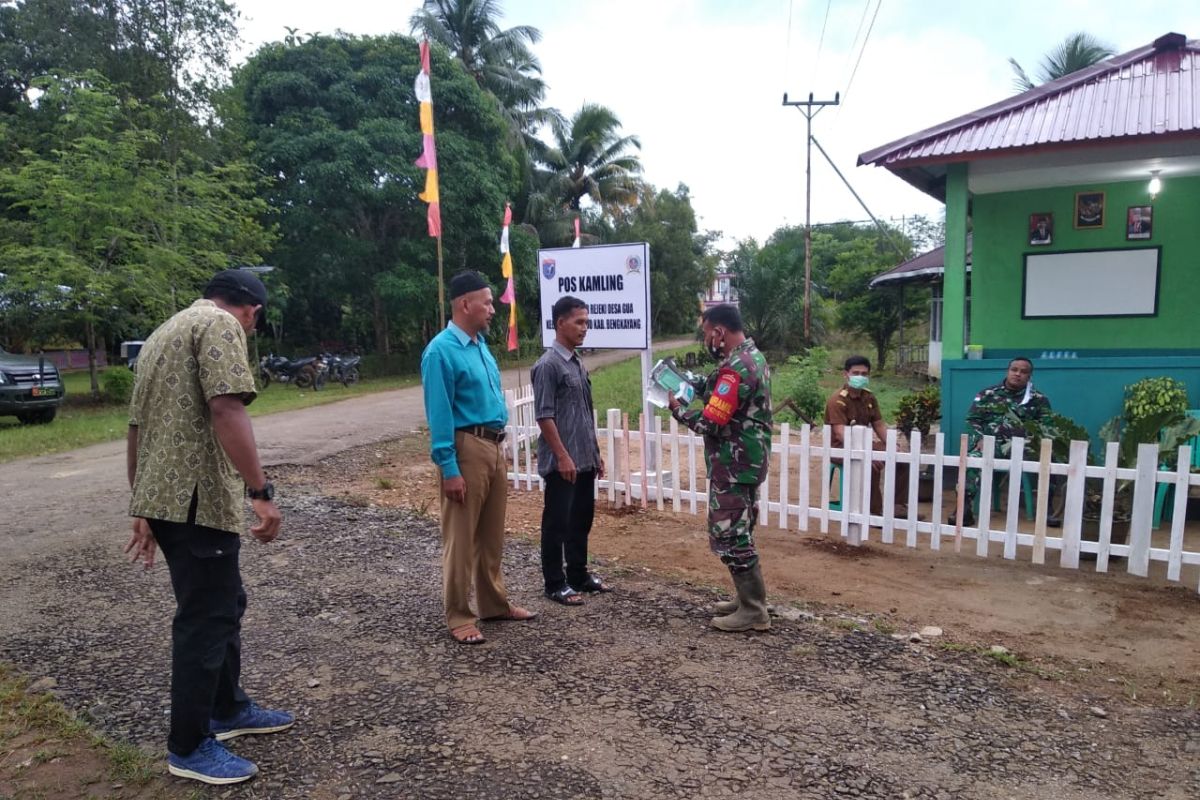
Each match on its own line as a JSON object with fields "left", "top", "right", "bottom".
{"left": 813, "top": 0, "right": 832, "bottom": 82}
{"left": 840, "top": 0, "right": 872, "bottom": 83}
{"left": 841, "top": 0, "right": 882, "bottom": 108}
{"left": 783, "top": 0, "right": 795, "bottom": 90}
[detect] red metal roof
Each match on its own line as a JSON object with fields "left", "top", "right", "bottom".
{"left": 869, "top": 234, "right": 972, "bottom": 288}
{"left": 859, "top": 33, "right": 1200, "bottom": 170}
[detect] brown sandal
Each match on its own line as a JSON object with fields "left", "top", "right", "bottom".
{"left": 450, "top": 623, "right": 486, "bottom": 644}
{"left": 483, "top": 604, "right": 539, "bottom": 622}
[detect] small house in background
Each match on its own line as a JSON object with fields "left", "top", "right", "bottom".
{"left": 861, "top": 32, "right": 1200, "bottom": 447}
{"left": 869, "top": 234, "right": 973, "bottom": 379}
{"left": 702, "top": 267, "right": 738, "bottom": 309}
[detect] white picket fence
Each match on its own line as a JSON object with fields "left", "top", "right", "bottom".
{"left": 502, "top": 386, "right": 1200, "bottom": 593}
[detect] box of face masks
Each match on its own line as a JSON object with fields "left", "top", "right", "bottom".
{"left": 646, "top": 358, "right": 696, "bottom": 409}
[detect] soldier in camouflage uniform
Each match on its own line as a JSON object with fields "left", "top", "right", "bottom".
{"left": 955, "top": 357, "right": 1057, "bottom": 526}
{"left": 669, "top": 305, "right": 773, "bottom": 632}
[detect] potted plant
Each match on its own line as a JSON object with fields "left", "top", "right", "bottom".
{"left": 1078, "top": 376, "right": 1198, "bottom": 546}
{"left": 1091, "top": 409, "right": 1200, "bottom": 541}
{"left": 895, "top": 384, "right": 940, "bottom": 499}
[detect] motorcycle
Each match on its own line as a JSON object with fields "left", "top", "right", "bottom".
{"left": 321, "top": 352, "right": 362, "bottom": 387}
{"left": 259, "top": 353, "right": 323, "bottom": 390}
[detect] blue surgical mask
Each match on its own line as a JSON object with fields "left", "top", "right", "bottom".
{"left": 848, "top": 375, "right": 869, "bottom": 390}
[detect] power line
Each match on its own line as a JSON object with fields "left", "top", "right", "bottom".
{"left": 782, "top": 0, "right": 795, "bottom": 90}
{"left": 813, "top": 0, "right": 832, "bottom": 80}
{"left": 841, "top": 0, "right": 882, "bottom": 108}
{"left": 840, "top": 0, "right": 872, "bottom": 84}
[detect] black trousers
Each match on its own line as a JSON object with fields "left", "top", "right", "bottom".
{"left": 150, "top": 518, "right": 251, "bottom": 756}
{"left": 540, "top": 470, "right": 597, "bottom": 592}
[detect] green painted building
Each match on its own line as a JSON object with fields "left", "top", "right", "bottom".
{"left": 860, "top": 32, "right": 1200, "bottom": 449}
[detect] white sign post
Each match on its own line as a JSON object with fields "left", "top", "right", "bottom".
{"left": 538, "top": 242, "right": 657, "bottom": 471}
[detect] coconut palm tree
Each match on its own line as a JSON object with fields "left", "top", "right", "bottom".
{"left": 409, "top": 0, "right": 548, "bottom": 122}
{"left": 1008, "top": 32, "right": 1116, "bottom": 92}
{"left": 535, "top": 103, "right": 643, "bottom": 219}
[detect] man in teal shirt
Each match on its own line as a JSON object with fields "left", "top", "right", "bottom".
{"left": 420, "top": 271, "right": 536, "bottom": 644}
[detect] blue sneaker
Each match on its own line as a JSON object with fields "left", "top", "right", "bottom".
{"left": 167, "top": 737, "right": 258, "bottom": 785}
{"left": 211, "top": 702, "right": 295, "bottom": 741}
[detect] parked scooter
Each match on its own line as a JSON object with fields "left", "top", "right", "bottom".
{"left": 321, "top": 353, "right": 362, "bottom": 386}
{"left": 259, "top": 353, "right": 321, "bottom": 389}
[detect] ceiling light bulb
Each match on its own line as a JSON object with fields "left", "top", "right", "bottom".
{"left": 1148, "top": 171, "right": 1162, "bottom": 199}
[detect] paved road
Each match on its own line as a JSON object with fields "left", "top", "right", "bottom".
{"left": 0, "top": 341, "right": 692, "bottom": 573}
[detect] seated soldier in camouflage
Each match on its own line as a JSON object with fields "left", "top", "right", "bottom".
{"left": 669, "top": 305, "right": 773, "bottom": 632}
{"left": 952, "top": 357, "right": 1060, "bottom": 527}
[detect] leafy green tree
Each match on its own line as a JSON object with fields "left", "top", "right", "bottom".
{"left": 1008, "top": 32, "right": 1115, "bottom": 92}
{"left": 0, "top": 75, "right": 271, "bottom": 395}
{"left": 610, "top": 184, "right": 712, "bottom": 335}
{"left": 234, "top": 34, "right": 519, "bottom": 354}
{"left": 825, "top": 226, "right": 921, "bottom": 370}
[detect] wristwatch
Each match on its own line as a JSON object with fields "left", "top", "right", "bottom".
{"left": 247, "top": 481, "right": 275, "bottom": 501}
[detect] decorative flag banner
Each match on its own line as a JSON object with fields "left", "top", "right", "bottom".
{"left": 499, "top": 203, "right": 518, "bottom": 351}
{"left": 572, "top": 216, "right": 581, "bottom": 248}
{"left": 414, "top": 41, "right": 441, "bottom": 238}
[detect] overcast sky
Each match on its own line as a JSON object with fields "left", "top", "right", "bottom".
{"left": 231, "top": 1, "right": 1200, "bottom": 245}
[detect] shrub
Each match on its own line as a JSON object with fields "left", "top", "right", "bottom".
{"left": 1122, "top": 376, "right": 1188, "bottom": 425}
{"left": 894, "top": 384, "right": 941, "bottom": 438}
{"left": 102, "top": 368, "right": 135, "bottom": 404}
{"left": 773, "top": 346, "right": 829, "bottom": 424}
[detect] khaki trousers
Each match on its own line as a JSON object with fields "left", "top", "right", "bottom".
{"left": 440, "top": 431, "right": 510, "bottom": 629}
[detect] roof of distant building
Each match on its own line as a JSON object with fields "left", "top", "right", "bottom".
{"left": 870, "top": 234, "right": 973, "bottom": 288}
{"left": 859, "top": 33, "right": 1200, "bottom": 200}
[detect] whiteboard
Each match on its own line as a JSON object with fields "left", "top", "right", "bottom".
{"left": 1023, "top": 248, "right": 1159, "bottom": 318}
{"left": 538, "top": 243, "right": 650, "bottom": 349}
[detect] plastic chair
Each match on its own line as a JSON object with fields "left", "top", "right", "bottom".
{"left": 1152, "top": 409, "right": 1200, "bottom": 529}
{"left": 829, "top": 462, "right": 844, "bottom": 512}
{"left": 974, "top": 471, "right": 1035, "bottom": 520}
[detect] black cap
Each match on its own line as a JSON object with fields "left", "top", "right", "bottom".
{"left": 204, "top": 269, "right": 268, "bottom": 308}
{"left": 448, "top": 270, "right": 489, "bottom": 300}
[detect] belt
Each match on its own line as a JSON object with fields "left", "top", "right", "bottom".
{"left": 459, "top": 425, "right": 506, "bottom": 444}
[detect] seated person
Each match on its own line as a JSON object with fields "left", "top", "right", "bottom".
{"left": 824, "top": 355, "right": 910, "bottom": 516}
{"left": 953, "top": 356, "right": 1061, "bottom": 527}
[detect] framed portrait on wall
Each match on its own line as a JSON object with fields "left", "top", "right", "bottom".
{"left": 1074, "top": 191, "right": 1105, "bottom": 229}
{"left": 1126, "top": 205, "right": 1153, "bottom": 240}
{"left": 1028, "top": 212, "right": 1053, "bottom": 246}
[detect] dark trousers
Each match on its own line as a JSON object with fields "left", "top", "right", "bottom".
{"left": 150, "top": 518, "right": 250, "bottom": 756}
{"left": 540, "top": 470, "right": 597, "bottom": 592}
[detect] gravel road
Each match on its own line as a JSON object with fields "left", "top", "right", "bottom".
{"left": 3, "top": 473, "right": 1197, "bottom": 799}
{"left": 2, "top": 338, "right": 1199, "bottom": 799}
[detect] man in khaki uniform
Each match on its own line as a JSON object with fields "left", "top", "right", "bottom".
{"left": 124, "top": 270, "right": 288, "bottom": 786}
{"left": 824, "top": 355, "right": 909, "bottom": 516}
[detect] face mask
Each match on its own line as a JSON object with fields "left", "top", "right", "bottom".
{"left": 848, "top": 375, "right": 869, "bottom": 390}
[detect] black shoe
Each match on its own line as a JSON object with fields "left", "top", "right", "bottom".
{"left": 1047, "top": 515, "right": 1062, "bottom": 528}
{"left": 948, "top": 510, "right": 976, "bottom": 526}
{"left": 570, "top": 574, "right": 614, "bottom": 593}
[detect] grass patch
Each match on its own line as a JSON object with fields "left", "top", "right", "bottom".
{"left": 0, "top": 369, "right": 420, "bottom": 464}
{"left": 587, "top": 346, "right": 695, "bottom": 424}
{"left": 0, "top": 663, "right": 162, "bottom": 791}
{"left": 587, "top": 344, "right": 927, "bottom": 428}
{"left": 829, "top": 618, "right": 864, "bottom": 632}
{"left": 375, "top": 477, "right": 395, "bottom": 490}
{"left": 871, "top": 618, "right": 897, "bottom": 635}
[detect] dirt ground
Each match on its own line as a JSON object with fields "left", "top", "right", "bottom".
{"left": 339, "top": 434, "right": 1200, "bottom": 708}
{"left": 2, "top": 343, "right": 1199, "bottom": 799}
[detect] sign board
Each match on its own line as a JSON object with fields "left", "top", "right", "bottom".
{"left": 1023, "top": 247, "right": 1159, "bottom": 318}
{"left": 538, "top": 243, "right": 650, "bottom": 350}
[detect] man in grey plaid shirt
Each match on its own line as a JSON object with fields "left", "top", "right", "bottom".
{"left": 532, "top": 295, "right": 611, "bottom": 606}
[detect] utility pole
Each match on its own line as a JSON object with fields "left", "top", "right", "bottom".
{"left": 782, "top": 91, "right": 839, "bottom": 343}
